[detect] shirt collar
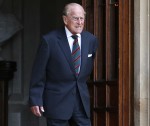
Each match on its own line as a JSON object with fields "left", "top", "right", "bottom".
{"left": 65, "top": 26, "right": 81, "bottom": 38}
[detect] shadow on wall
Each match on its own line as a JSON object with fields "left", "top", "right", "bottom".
{"left": 0, "top": 12, "right": 23, "bottom": 45}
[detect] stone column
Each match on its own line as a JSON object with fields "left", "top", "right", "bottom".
{"left": 134, "top": 0, "right": 150, "bottom": 126}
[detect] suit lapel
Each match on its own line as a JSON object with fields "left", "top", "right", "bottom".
{"left": 78, "top": 32, "right": 89, "bottom": 77}
{"left": 57, "top": 28, "right": 76, "bottom": 75}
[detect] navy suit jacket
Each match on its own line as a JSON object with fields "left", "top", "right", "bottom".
{"left": 29, "top": 27, "right": 98, "bottom": 120}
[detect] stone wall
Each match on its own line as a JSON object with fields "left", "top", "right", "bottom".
{"left": 134, "top": 0, "right": 150, "bottom": 125}
{"left": 1, "top": 0, "right": 44, "bottom": 126}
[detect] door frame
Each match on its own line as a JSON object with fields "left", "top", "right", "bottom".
{"left": 119, "top": 0, "right": 134, "bottom": 126}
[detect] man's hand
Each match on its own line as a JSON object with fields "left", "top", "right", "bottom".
{"left": 30, "top": 106, "right": 45, "bottom": 117}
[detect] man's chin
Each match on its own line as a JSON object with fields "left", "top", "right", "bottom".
{"left": 75, "top": 30, "right": 83, "bottom": 34}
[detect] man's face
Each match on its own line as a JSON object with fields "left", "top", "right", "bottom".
{"left": 63, "top": 6, "right": 85, "bottom": 34}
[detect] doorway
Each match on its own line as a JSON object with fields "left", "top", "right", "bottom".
{"left": 40, "top": 0, "right": 134, "bottom": 125}
{"left": 82, "top": 0, "right": 134, "bottom": 126}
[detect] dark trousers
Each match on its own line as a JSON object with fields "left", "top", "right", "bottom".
{"left": 46, "top": 88, "right": 91, "bottom": 126}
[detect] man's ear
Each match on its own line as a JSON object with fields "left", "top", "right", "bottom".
{"left": 62, "top": 16, "right": 68, "bottom": 25}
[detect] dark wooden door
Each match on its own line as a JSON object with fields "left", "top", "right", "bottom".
{"left": 82, "top": 0, "right": 133, "bottom": 126}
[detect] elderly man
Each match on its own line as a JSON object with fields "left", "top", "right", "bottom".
{"left": 29, "top": 3, "right": 98, "bottom": 126}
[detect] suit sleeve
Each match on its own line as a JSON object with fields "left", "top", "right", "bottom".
{"left": 29, "top": 37, "right": 50, "bottom": 107}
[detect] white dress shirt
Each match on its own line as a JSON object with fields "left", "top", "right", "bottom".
{"left": 65, "top": 27, "right": 81, "bottom": 72}
{"left": 65, "top": 27, "right": 81, "bottom": 52}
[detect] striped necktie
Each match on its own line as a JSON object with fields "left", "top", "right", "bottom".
{"left": 71, "top": 35, "right": 81, "bottom": 76}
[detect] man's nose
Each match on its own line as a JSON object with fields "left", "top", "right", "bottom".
{"left": 77, "top": 19, "right": 83, "bottom": 24}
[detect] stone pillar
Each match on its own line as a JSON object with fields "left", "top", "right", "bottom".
{"left": 134, "top": 0, "right": 150, "bottom": 126}
{"left": 0, "top": 61, "right": 16, "bottom": 126}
